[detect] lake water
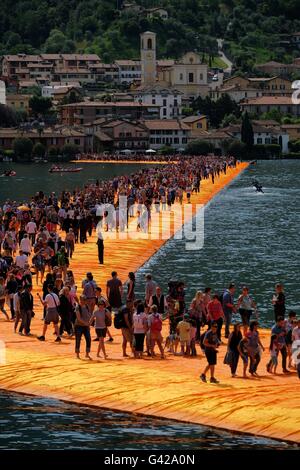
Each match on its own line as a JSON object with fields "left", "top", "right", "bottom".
{"left": 135, "top": 160, "right": 300, "bottom": 328}
{"left": 0, "top": 159, "right": 299, "bottom": 448}
{"left": 0, "top": 390, "right": 294, "bottom": 450}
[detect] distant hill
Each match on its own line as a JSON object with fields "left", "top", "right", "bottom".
{"left": 1, "top": 0, "right": 300, "bottom": 72}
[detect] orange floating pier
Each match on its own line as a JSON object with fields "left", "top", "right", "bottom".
{"left": 1, "top": 161, "right": 299, "bottom": 444}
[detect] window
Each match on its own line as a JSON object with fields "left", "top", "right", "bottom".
{"left": 180, "top": 73, "right": 183, "bottom": 81}
{"left": 174, "top": 138, "right": 179, "bottom": 144}
{"left": 163, "top": 99, "right": 167, "bottom": 106}
{"left": 147, "top": 38, "right": 152, "bottom": 49}
{"left": 152, "top": 99, "right": 156, "bottom": 104}
{"left": 182, "top": 138, "right": 187, "bottom": 144}
{"left": 200, "top": 73, "right": 203, "bottom": 80}
{"left": 265, "top": 138, "right": 271, "bottom": 144}
{"left": 188, "top": 73, "right": 194, "bottom": 83}
{"left": 257, "top": 138, "right": 263, "bottom": 144}
{"left": 74, "top": 139, "right": 80, "bottom": 145}
{"left": 174, "top": 100, "right": 177, "bottom": 107}
{"left": 197, "top": 122, "right": 202, "bottom": 128}
{"left": 163, "top": 108, "right": 167, "bottom": 116}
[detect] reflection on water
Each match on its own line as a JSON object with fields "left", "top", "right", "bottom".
{"left": 0, "top": 391, "right": 294, "bottom": 450}
{"left": 136, "top": 161, "right": 300, "bottom": 328}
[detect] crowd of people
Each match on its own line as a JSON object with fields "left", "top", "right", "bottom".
{"left": 76, "top": 153, "right": 181, "bottom": 162}
{"left": 1, "top": 154, "right": 299, "bottom": 383}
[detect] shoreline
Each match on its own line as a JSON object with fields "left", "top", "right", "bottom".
{"left": 1, "top": 161, "right": 300, "bottom": 444}
{"left": 70, "top": 159, "right": 175, "bottom": 164}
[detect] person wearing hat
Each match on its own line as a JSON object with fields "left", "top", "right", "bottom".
{"left": 176, "top": 313, "right": 191, "bottom": 356}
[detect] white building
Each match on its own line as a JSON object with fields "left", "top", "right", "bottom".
{"left": 0, "top": 81, "right": 6, "bottom": 105}
{"left": 42, "top": 84, "right": 81, "bottom": 98}
{"left": 144, "top": 119, "right": 191, "bottom": 150}
{"left": 224, "top": 121, "right": 290, "bottom": 153}
{"left": 115, "top": 60, "right": 141, "bottom": 85}
{"left": 133, "top": 85, "right": 182, "bottom": 119}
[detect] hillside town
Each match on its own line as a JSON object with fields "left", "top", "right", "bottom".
{"left": 1, "top": 30, "right": 300, "bottom": 160}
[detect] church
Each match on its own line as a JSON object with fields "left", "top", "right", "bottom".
{"left": 133, "top": 31, "right": 209, "bottom": 118}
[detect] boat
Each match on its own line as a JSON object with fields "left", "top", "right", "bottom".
{"left": 0, "top": 170, "right": 16, "bottom": 177}
{"left": 49, "top": 165, "right": 83, "bottom": 173}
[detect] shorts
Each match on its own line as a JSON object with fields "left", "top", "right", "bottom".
{"left": 239, "top": 309, "right": 252, "bottom": 326}
{"left": 122, "top": 328, "right": 133, "bottom": 343}
{"left": 45, "top": 307, "right": 59, "bottom": 325}
{"left": 96, "top": 328, "right": 107, "bottom": 338}
{"left": 205, "top": 348, "right": 217, "bottom": 365}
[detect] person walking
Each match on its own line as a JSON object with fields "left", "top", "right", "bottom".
{"left": 19, "top": 284, "right": 34, "bottom": 335}
{"left": 226, "top": 323, "right": 242, "bottom": 377}
{"left": 37, "top": 285, "right": 61, "bottom": 342}
{"left": 206, "top": 294, "right": 224, "bottom": 340}
{"left": 90, "top": 299, "right": 111, "bottom": 359}
{"left": 58, "top": 286, "right": 73, "bottom": 337}
{"left": 246, "top": 321, "right": 265, "bottom": 376}
{"left": 272, "top": 283, "right": 286, "bottom": 322}
{"left": 148, "top": 305, "right": 165, "bottom": 359}
{"left": 96, "top": 232, "right": 104, "bottom": 265}
{"left": 132, "top": 302, "right": 148, "bottom": 359}
{"left": 237, "top": 286, "right": 257, "bottom": 335}
{"left": 222, "top": 283, "right": 236, "bottom": 338}
{"left": 74, "top": 295, "right": 92, "bottom": 360}
{"left": 267, "top": 317, "right": 289, "bottom": 374}
{"left": 106, "top": 271, "right": 123, "bottom": 312}
{"left": 200, "top": 322, "right": 221, "bottom": 383}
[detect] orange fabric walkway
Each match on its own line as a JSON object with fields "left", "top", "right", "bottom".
{"left": 1, "top": 161, "right": 299, "bottom": 444}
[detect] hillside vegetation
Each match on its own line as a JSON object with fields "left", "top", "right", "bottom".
{"left": 1, "top": 0, "right": 300, "bottom": 71}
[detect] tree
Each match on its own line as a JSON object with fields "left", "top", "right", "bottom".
{"left": 13, "top": 137, "right": 33, "bottom": 161}
{"left": 0, "top": 104, "right": 18, "bottom": 127}
{"left": 227, "top": 140, "right": 247, "bottom": 159}
{"left": 32, "top": 142, "right": 46, "bottom": 158}
{"left": 61, "top": 143, "right": 80, "bottom": 161}
{"left": 241, "top": 111, "right": 254, "bottom": 147}
{"left": 185, "top": 140, "right": 214, "bottom": 155}
{"left": 29, "top": 96, "right": 52, "bottom": 116}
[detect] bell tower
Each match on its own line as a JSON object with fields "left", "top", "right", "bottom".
{"left": 140, "top": 31, "right": 156, "bottom": 86}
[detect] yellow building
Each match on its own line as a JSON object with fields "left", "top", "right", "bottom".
{"left": 6, "top": 94, "right": 31, "bottom": 111}
{"left": 281, "top": 124, "right": 300, "bottom": 141}
{"left": 181, "top": 115, "right": 208, "bottom": 131}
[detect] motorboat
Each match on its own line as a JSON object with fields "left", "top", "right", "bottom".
{"left": 49, "top": 165, "right": 83, "bottom": 173}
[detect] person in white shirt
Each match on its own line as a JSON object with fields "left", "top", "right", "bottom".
{"left": 37, "top": 285, "right": 61, "bottom": 342}
{"left": 20, "top": 235, "right": 32, "bottom": 256}
{"left": 26, "top": 219, "right": 37, "bottom": 244}
{"left": 15, "top": 251, "right": 28, "bottom": 269}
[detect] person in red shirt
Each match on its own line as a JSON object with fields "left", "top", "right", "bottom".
{"left": 207, "top": 294, "right": 225, "bottom": 340}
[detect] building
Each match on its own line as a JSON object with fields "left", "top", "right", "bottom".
{"left": 291, "top": 32, "right": 300, "bottom": 48}
{"left": 0, "top": 126, "right": 86, "bottom": 153}
{"left": 1, "top": 54, "right": 101, "bottom": 86}
{"left": 0, "top": 81, "right": 6, "bottom": 105}
{"left": 89, "top": 63, "right": 119, "bottom": 83}
{"left": 255, "top": 61, "right": 290, "bottom": 77}
{"left": 158, "top": 51, "right": 209, "bottom": 99}
{"left": 6, "top": 94, "right": 31, "bottom": 112}
{"left": 181, "top": 115, "right": 208, "bottom": 131}
{"left": 115, "top": 60, "right": 141, "bottom": 85}
{"left": 281, "top": 123, "right": 300, "bottom": 141}
{"left": 132, "top": 84, "right": 182, "bottom": 119}
{"left": 140, "top": 32, "right": 157, "bottom": 86}
{"left": 42, "top": 85, "right": 82, "bottom": 99}
{"left": 144, "top": 119, "right": 191, "bottom": 150}
{"left": 241, "top": 96, "right": 300, "bottom": 117}
{"left": 61, "top": 101, "right": 160, "bottom": 125}
{"left": 146, "top": 8, "right": 168, "bottom": 20}
{"left": 211, "top": 75, "right": 293, "bottom": 102}
{"left": 222, "top": 121, "right": 289, "bottom": 153}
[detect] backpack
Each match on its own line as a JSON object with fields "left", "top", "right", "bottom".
{"left": 150, "top": 314, "right": 162, "bottom": 333}
{"left": 83, "top": 281, "right": 95, "bottom": 299}
{"left": 113, "top": 307, "right": 128, "bottom": 329}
